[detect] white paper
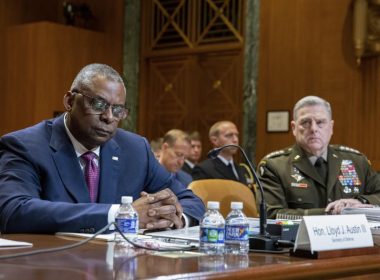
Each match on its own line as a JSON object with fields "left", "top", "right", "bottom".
{"left": 56, "top": 232, "right": 116, "bottom": 241}
{"left": 342, "top": 207, "right": 380, "bottom": 222}
{"left": 0, "top": 238, "right": 33, "bottom": 249}
{"left": 294, "top": 214, "right": 373, "bottom": 253}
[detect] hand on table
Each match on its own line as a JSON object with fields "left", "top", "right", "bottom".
{"left": 325, "top": 198, "right": 374, "bottom": 215}
{"left": 133, "top": 188, "right": 183, "bottom": 230}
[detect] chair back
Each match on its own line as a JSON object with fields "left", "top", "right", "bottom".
{"left": 188, "top": 179, "right": 258, "bottom": 218}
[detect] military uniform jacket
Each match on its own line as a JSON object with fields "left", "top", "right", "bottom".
{"left": 257, "top": 144, "right": 380, "bottom": 219}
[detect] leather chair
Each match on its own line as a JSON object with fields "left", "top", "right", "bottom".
{"left": 188, "top": 179, "right": 258, "bottom": 218}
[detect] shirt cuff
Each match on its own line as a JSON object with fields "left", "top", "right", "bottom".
{"left": 182, "top": 213, "right": 190, "bottom": 227}
{"left": 108, "top": 204, "right": 120, "bottom": 230}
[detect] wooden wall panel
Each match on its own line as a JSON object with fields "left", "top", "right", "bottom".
{"left": 139, "top": 0, "right": 245, "bottom": 160}
{"left": 0, "top": 0, "right": 123, "bottom": 136}
{"left": 140, "top": 51, "right": 244, "bottom": 158}
{"left": 3, "top": 22, "right": 106, "bottom": 134}
{"left": 256, "top": 0, "right": 380, "bottom": 170}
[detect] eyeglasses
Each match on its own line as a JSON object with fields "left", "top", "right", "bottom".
{"left": 72, "top": 91, "right": 129, "bottom": 120}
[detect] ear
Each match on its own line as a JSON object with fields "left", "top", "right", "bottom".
{"left": 291, "top": 121, "right": 296, "bottom": 137}
{"left": 210, "top": 136, "right": 219, "bottom": 146}
{"left": 63, "top": 91, "right": 75, "bottom": 111}
{"left": 161, "top": 142, "right": 169, "bottom": 151}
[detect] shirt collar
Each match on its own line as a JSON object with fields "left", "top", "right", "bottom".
{"left": 309, "top": 150, "right": 328, "bottom": 165}
{"left": 185, "top": 159, "right": 195, "bottom": 169}
{"left": 217, "top": 155, "right": 233, "bottom": 166}
{"left": 63, "top": 113, "right": 100, "bottom": 158}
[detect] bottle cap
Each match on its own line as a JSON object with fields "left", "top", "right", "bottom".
{"left": 121, "top": 196, "right": 133, "bottom": 204}
{"left": 207, "top": 201, "right": 220, "bottom": 209}
{"left": 231, "top": 202, "right": 243, "bottom": 209}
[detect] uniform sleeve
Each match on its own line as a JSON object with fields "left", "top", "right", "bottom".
{"left": 358, "top": 155, "right": 380, "bottom": 205}
{"left": 256, "top": 159, "right": 325, "bottom": 219}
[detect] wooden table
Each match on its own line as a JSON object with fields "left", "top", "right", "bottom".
{"left": 1, "top": 234, "right": 380, "bottom": 279}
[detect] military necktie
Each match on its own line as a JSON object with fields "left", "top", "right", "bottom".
{"left": 314, "top": 157, "right": 328, "bottom": 185}
{"left": 81, "top": 152, "right": 99, "bottom": 202}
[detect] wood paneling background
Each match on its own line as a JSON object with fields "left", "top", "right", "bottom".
{"left": 0, "top": 0, "right": 123, "bottom": 136}
{"left": 138, "top": 0, "right": 245, "bottom": 158}
{"left": 2, "top": 0, "right": 380, "bottom": 171}
{"left": 256, "top": 0, "right": 380, "bottom": 170}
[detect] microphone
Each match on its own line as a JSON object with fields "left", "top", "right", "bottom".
{"left": 207, "top": 144, "right": 278, "bottom": 251}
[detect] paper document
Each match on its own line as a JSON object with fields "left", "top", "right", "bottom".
{"left": 144, "top": 226, "right": 199, "bottom": 243}
{"left": 56, "top": 232, "right": 195, "bottom": 249}
{"left": 341, "top": 207, "right": 380, "bottom": 222}
{"left": 0, "top": 238, "right": 33, "bottom": 249}
{"left": 56, "top": 232, "right": 116, "bottom": 241}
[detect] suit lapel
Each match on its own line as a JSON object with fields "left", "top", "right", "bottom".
{"left": 50, "top": 115, "right": 90, "bottom": 203}
{"left": 213, "top": 158, "right": 236, "bottom": 180}
{"left": 98, "top": 139, "right": 120, "bottom": 203}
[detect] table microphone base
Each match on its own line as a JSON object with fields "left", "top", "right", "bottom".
{"left": 249, "top": 235, "right": 280, "bottom": 252}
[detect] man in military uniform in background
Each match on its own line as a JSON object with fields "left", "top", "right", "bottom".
{"left": 257, "top": 96, "right": 380, "bottom": 219}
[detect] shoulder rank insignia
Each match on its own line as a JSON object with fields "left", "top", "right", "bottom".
{"left": 264, "top": 147, "right": 292, "bottom": 159}
{"left": 335, "top": 145, "right": 361, "bottom": 155}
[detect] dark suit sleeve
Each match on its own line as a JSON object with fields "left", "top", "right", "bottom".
{"left": 139, "top": 139, "right": 205, "bottom": 223}
{"left": 191, "top": 164, "right": 211, "bottom": 180}
{"left": 0, "top": 129, "right": 205, "bottom": 233}
{"left": 0, "top": 133, "right": 111, "bottom": 233}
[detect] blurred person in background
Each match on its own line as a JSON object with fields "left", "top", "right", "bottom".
{"left": 182, "top": 131, "right": 202, "bottom": 175}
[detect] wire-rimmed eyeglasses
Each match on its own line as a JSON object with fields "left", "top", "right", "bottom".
{"left": 72, "top": 91, "right": 129, "bottom": 120}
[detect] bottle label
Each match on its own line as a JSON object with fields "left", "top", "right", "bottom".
{"left": 225, "top": 225, "right": 249, "bottom": 241}
{"left": 116, "top": 218, "right": 138, "bottom": 234}
{"left": 200, "top": 227, "right": 225, "bottom": 244}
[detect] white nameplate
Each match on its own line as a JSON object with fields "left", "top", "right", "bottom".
{"left": 294, "top": 214, "right": 373, "bottom": 253}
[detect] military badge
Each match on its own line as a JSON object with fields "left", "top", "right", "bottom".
{"left": 291, "top": 167, "right": 304, "bottom": 182}
{"left": 291, "top": 182, "right": 308, "bottom": 188}
{"left": 338, "top": 160, "right": 361, "bottom": 187}
{"left": 343, "top": 186, "right": 352, "bottom": 194}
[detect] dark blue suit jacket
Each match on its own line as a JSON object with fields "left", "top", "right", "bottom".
{"left": 0, "top": 115, "right": 205, "bottom": 233}
{"left": 174, "top": 170, "right": 193, "bottom": 187}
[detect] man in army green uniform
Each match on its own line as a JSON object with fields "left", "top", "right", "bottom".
{"left": 257, "top": 96, "right": 380, "bottom": 219}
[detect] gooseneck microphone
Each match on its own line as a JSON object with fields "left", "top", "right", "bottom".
{"left": 207, "top": 144, "right": 278, "bottom": 251}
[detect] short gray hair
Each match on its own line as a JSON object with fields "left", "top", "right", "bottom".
{"left": 163, "top": 129, "right": 190, "bottom": 147}
{"left": 293, "top": 96, "right": 332, "bottom": 120}
{"left": 70, "top": 63, "right": 125, "bottom": 92}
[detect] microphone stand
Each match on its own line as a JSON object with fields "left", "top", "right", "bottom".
{"left": 208, "top": 144, "right": 278, "bottom": 251}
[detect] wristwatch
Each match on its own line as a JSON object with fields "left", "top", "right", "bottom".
{"left": 357, "top": 196, "right": 369, "bottom": 204}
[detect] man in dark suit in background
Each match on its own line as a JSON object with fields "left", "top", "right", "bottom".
{"left": 182, "top": 131, "right": 202, "bottom": 175}
{"left": 159, "top": 129, "right": 193, "bottom": 187}
{"left": 192, "top": 120, "right": 248, "bottom": 185}
{"left": 0, "top": 63, "right": 205, "bottom": 233}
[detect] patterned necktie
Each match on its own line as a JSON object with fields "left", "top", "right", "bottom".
{"left": 81, "top": 152, "right": 99, "bottom": 202}
{"left": 315, "top": 157, "right": 328, "bottom": 184}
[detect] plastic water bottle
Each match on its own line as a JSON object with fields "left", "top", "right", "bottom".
{"left": 225, "top": 202, "right": 249, "bottom": 254}
{"left": 199, "top": 201, "right": 225, "bottom": 255}
{"left": 115, "top": 196, "right": 139, "bottom": 245}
